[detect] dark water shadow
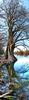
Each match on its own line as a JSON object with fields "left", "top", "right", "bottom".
{"left": 0, "top": 60, "right": 29, "bottom": 100}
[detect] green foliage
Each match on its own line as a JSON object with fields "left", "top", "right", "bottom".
{"left": 0, "top": 49, "right": 4, "bottom": 56}
{"left": 0, "top": 72, "right": 3, "bottom": 78}
{"left": 5, "top": 96, "right": 13, "bottom": 100}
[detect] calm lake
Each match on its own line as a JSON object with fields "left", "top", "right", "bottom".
{"left": 0, "top": 55, "right": 29, "bottom": 99}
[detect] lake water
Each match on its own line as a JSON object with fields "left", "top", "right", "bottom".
{"left": 0, "top": 55, "right": 29, "bottom": 99}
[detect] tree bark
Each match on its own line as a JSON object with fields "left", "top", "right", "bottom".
{"left": 5, "top": 35, "right": 15, "bottom": 58}
{"left": 0, "top": 54, "right": 17, "bottom": 66}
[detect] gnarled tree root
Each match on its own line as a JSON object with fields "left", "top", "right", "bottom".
{"left": 0, "top": 55, "right": 17, "bottom": 67}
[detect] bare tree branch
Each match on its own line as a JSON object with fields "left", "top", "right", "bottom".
{"left": 0, "top": 0, "right": 29, "bottom": 58}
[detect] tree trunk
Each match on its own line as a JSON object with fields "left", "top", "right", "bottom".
{"left": 5, "top": 33, "right": 17, "bottom": 62}
{"left": 5, "top": 34, "right": 15, "bottom": 58}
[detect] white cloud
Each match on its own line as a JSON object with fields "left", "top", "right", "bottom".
{"left": 14, "top": 46, "right": 26, "bottom": 52}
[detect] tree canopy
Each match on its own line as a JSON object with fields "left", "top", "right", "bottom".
{"left": 0, "top": 0, "right": 29, "bottom": 54}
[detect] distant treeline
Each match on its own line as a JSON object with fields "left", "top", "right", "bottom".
{"left": 15, "top": 50, "right": 29, "bottom": 56}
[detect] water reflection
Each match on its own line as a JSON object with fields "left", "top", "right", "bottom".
{"left": 0, "top": 65, "right": 9, "bottom": 94}
{"left": 0, "top": 56, "right": 29, "bottom": 99}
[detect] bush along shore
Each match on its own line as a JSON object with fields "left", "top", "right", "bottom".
{"left": 15, "top": 50, "right": 29, "bottom": 56}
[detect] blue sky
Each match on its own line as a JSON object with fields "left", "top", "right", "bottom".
{"left": 22, "top": 0, "right": 29, "bottom": 9}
